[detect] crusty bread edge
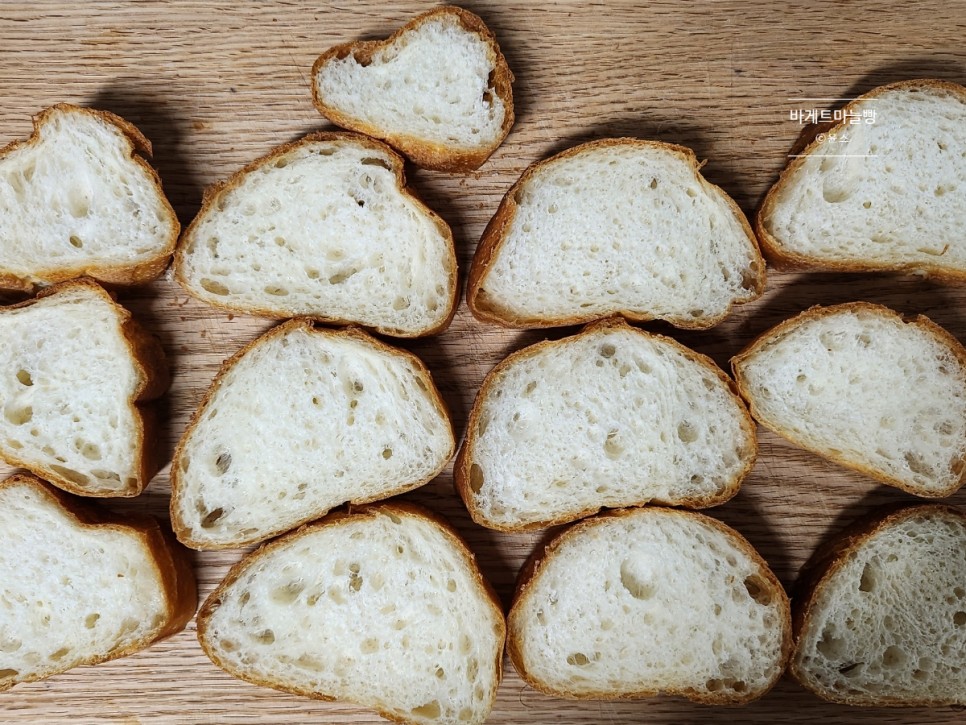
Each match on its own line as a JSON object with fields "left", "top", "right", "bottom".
{"left": 731, "top": 301, "right": 966, "bottom": 497}
{"left": 466, "top": 138, "right": 766, "bottom": 329}
{"left": 311, "top": 6, "right": 515, "bottom": 172}
{"left": 0, "top": 473, "right": 197, "bottom": 692}
{"left": 506, "top": 506, "right": 792, "bottom": 703}
{"left": 196, "top": 501, "right": 506, "bottom": 724}
{"left": 455, "top": 316, "right": 757, "bottom": 531}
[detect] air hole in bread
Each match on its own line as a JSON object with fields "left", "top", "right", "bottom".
{"left": 604, "top": 430, "right": 623, "bottom": 458}
{"left": 859, "top": 562, "right": 877, "bottom": 592}
{"left": 599, "top": 343, "right": 616, "bottom": 358}
{"left": 3, "top": 405, "right": 32, "bottom": 425}
{"left": 83, "top": 612, "right": 101, "bottom": 629}
{"left": 620, "top": 559, "right": 655, "bottom": 600}
{"left": 15, "top": 369, "right": 32, "bottom": 386}
{"left": 743, "top": 575, "right": 772, "bottom": 605}
{"left": 215, "top": 452, "right": 232, "bottom": 474}
{"left": 649, "top": 178, "right": 658, "bottom": 190}
{"left": 882, "top": 645, "right": 907, "bottom": 668}
{"left": 382, "top": 447, "right": 393, "bottom": 459}
{"left": 686, "top": 187, "right": 698, "bottom": 198}
{"left": 566, "top": 652, "right": 590, "bottom": 666}
{"left": 740, "top": 264, "right": 760, "bottom": 291}
{"left": 264, "top": 285, "right": 289, "bottom": 296}
{"left": 50, "top": 647, "right": 70, "bottom": 661}
{"left": 954, "top": 611, "right": 966, "bottom": 626}
{"left": 49, "top": 465, "right": 88, "bottom": 487}
{"left": 360, "top": 156, "right": 391, "bottom": 171}
{"left": 328, "top": 268, "right": 358, "bottom": 285}
{"left": 79, "top": 441, "right": 102, "bottom": 461}
{"left": 253, "top": 629, "right": 275, "bottom": 645}
{"left": 315, "top": 146, "right": 337, "bottom": 156}
{"left": 68, "top": 235, "right": 84, "bottom": 249}
{"left": 201, "top": 508, "right": 225, "bottom": 529}
{"left": 271, "top": 580, "right": 305, "bottom": 605}
{"left": 677, "top": 421, "right": 698, "bottom": 443}
{"left": 360, "top": 637, "right": 379, "bottom": 654}
{"left": 904, "top": 451, "right": 934, "bottom": 477}
{"left": 689, "top": 309, "right": 705, "bottom": 318}
{"left": 200, "top": 278, "right": 230, "bottom": 296}
{"left": 411, "top": 701, "right": 441, "bottom": 718}
{"left": 469, "top": 463, "right": 485, "bottom": 493}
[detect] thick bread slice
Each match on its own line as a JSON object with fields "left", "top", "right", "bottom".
{"left": 757, "top": 80, "right": 966, "bottom": 279}
{"left": 175, "top": 132, "right": 457, "bottom": 337}
{"left": 0, "top": 473, "right": 196, "bottom": 691}
{"left": 0, "top": 279, "right": 168, "bottom": 497}
{"left": 791, "top": 504, "right": 966, "bottom": 706}
{"left": 312, "top": 7, "right": 514, "bottom": 172}
{"left": 197, "top": 503, "right": 505, "bottom": 725}
{"left": 467, "top": 139, "right": 765, "bottom": 329}
{"left": 508, "top": 507, "right": 790, "bottom": 703}
{"left": 456, "top": 317, "right": 756, "bottom": 531}
{"left": 732, "top": 302, "right": 966, "bottom": 497}
{"left": 0, "top": 104, "right": 179, "bottom": 292}
{"left": 171, "top": 319, "right": 455, "bottom": 549}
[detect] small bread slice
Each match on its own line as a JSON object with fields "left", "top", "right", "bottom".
{"left": 312, "top": 6, "right": 514, "bottom": 171}
{"left": 175, "top": 132, "right": 457, "bottom": 337}
{"left": 171, "top": 319, "right": 454, "bottom": 549}
{"left": 508, "top": 507, "right": 790, "bottom": 703}
{"left": 456, "top": 318, "right": 756, "bottom": 531}
{"left": 732, "top": 302, "right": 966, "bottom": 497}
{"left": 0, "top": 473, "right": 196, "bottom": 691}
{"left": 0, "top": 104, "right": 179, "bottom": 293}
{"left": 757, "top": 80, "right": 966, "bottom": 279}
{"left": 791, "top": 504, "right": 966, "bottom": 706}
{"left": 467, "top": 139, "right": 765, "bottom": 330}
{"left": 0, "top": 279, "right": 168, "bottom": 497}
{"left": 197, "top": 503, "right": 505, "bottom": 725}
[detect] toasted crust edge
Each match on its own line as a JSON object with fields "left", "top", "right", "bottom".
{"left": 311, "top": 6, "right": 515, "bottom": 172}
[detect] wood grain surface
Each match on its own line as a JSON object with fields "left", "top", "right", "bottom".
{"left": 2, "top": 1, "right": 965, "bottom": 722}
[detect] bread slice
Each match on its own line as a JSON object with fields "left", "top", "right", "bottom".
{"left": 0, "top": 104, "right": 179, "bottom": 293}
{"left": 467, "top": 139, "right": 765, "bottom": 330}
{"left": 455, "top": 318, "right": 756, "bottom": 531}
{"left": 732, "top": 302, "right": 966, "bottom": 497}
{"left": 508, "top": 507, "right": 790, "bottom": 703}
{"left": 197, "top": 502, "right": 505, "bottom": 724}
{"left": 0, "top": 473, "right": 196, "bottom": 691}
{"left": 757, "top": 80, "right": 966, "bottom": 279}
{"left": 312, "top": 6, "right": 514, "bottom": 171}
{"left": 0, "top": 279, "right": 168, "bottom": 497}
{"left": 171, "top": 319, "right": 454, "bottom": 549}
{"left": 791, "top": 504, "right": 966, "bottom": 706}
{"left": 175, "top": 132, "right": 457, "bottom": 337}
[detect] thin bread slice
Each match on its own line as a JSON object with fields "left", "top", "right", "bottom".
{"left": 508, "top": 507, "right": 790, "bottom": 703}
{"left": 197, "top": 503, "right": 505, "bottom": 725}
{"left": 456, "top": 318, "right": 756, "bottom": 531}
{"left": 732, "top": 302, "right": 966, "bottom": 497}
{"left": 757, "top": 79, "right": 966, "bottom": 279}
{"left": 0, "top": 279, "right": 168, "bottom": 497}
{"left": 175, "top": 132, "right": 457, "bottom": 337}
{"left": 0, "top": 473, "right": 196, "bottom": 691}
{"left": 467, "top": 139, "right": 765, "bottom": 329}
{"left": 791, "top": 504, "right": 966, "bottom": 706}
{"left": 171, "top": 319, "right": 455, "bottom": 549}
{"left": 312, "top": 6, "right": 514, "bottom": 171}
{"left": 0, "top": 104, "right": 179, "bottom": 292}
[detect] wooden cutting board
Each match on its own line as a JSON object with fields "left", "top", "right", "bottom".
{"left": 2, "top": 1, "right": 965, "bottom": 722}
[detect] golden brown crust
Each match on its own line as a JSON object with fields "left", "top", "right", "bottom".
{"left": 0, "top": 473, "right": 196, "bottom": 691}
{"left": 467, "top": 138, "right": 766, "bottom": 329}
{"left": 196, "top": 501, "right": 505, "bottom": 721}
{"left": 173, "top": 131, "right": 458, "bottom": 338}
{"left": 455, "top": 317, "right": 757, "bottom": 531}
{"left": 731, "top": 301, "right": 966, "bottom": 497}
{"left": 506, "top": 506, "right": 792, "bottom": 703}
{"left": 311, "top": 6, "right": 514, "bottom": 172}
{"left": 0, "top": 278, "right": 169, "bottom": 497}
{"left": 169, "top": 318, "right": 456, "bottom": 549}
{"left": 0, "top": 104, "right": 179, "bottom": 293}
{"left": 755, "top": 79, "right": 966, "bottom": 279}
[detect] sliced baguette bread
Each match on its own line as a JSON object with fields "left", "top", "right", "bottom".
{"left": 757, "top": 79, "right": 966, "bottom": 279}
{"left": 175, "top": 132, "right": 457, "bottom": 337}
{"left": 732, "top": 303, "right": 966, "bottom": 497}
{"left": 312, "top": 6, "right": 514, "bottom": 171}
{"left": 467, "top": 139, "right": 766, "bottom": 329}
{"left": 171, "top": 319, "right": 454, "bottom": 549}
{"left": 456, "top": 318, "right": 756, "bottom": 531}
{"left": 0, "top": 473, "right": 196, "bottom": 691}
{"left": 791, "top": 504, "right": 966, "bottom": 706}
{"left": 0, "top": 279, "right": 168, "bottom": 497}
{"left": 197, "top": 503, "right": 505, "bottom": 725}
{"left": 0, "top": 104, "right": 179, "bottom": 292}
{"left": 508, "top": 507, "right": 790, "bottom": 703}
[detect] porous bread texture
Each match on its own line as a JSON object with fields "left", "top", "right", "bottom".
{"left": 758, "top": 80, "right": 966, "bottom": 279}
{"left": 732, "top": 303, "right": 966, "bottom": 497}
{"left": 312, "top": 6, "right": 514, "bottom": 171}
{"left": 468, "top": 139, "right": 765, "bottom": 329}
{"left": 175, "top": 132, "right": 457, "bottom": 338}
{"left": 0, "top": 279, "right": 166, "bottom": 497}
{"left": 0, "top": 474, "right": 196, "bottom": 691}
{"left": 792, "top": 505, "right": 966, "bottom": 706}
{"left": 508, "top": 507, "right": 790, "bottom": 703}
{"left": 457, "top": 319, "right": 756, "bottom": 531}
{"left": 171, "top": 319, "right": 455, "bottom": 549}
{"left": 0, "top": 104, "right": 178, "bottom": 292}
{"left": 198, "top": 504, "right": 505, "bottom": 725}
